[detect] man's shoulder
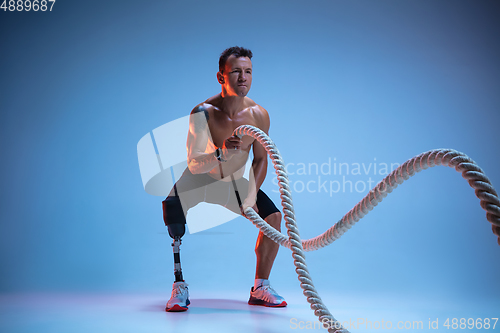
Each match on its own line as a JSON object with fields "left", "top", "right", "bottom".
{"left": 246, "top": 99, "right": 269, "bottom": 125}
{"left": 203, "top": 94, "right": 222, "bottom": 109}
{"left": 190, "top": 95, "right": 220, "bottom": 113}
{"left": 244, "top": 97, "right": 267, "bottom": 116}
{"left": 243, "top": 98, "right": 269, "bottom": 132}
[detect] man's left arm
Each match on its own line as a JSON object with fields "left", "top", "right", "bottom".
{"left": 242, "top": 106, "right": 270, "bottom": 213}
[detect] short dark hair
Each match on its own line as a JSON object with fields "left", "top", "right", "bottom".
{"left": 219, "top": 46, "right": 253, "bottom": 73}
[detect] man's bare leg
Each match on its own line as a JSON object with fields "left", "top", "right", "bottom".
{"left": 255, "top": 211, "right": 282, "bottom": 279}
{"left": 249, "top": 211, "right": 286, "bottom": 307}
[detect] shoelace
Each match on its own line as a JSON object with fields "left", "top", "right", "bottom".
{"left": 171, "top": 284, "right": 187, "bottom": 298}
{"left": 256, "top": 284, "right": 274, "bottom": 293}
{"left": 255, "top": 285, "right": 280, "bottom": 301}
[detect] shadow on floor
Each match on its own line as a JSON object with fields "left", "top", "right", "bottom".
{"left": 143, "top": 298, "right": 289, "bottom": 316}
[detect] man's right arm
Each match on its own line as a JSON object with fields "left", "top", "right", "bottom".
{"left": 186, "top": 106, "right": 220, "bottom": 174}
{"left": 187, "top": 105, "right": 243, "bottom": 175}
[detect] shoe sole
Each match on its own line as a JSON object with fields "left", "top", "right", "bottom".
{"left": 165, "top": 299, "right": 190, "bottom": 312}
{"left": 248, "top": 298, "right": 287, "bottom": 307}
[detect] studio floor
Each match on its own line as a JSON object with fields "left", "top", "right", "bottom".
{"left": 2, "top": 289, "right": 499, "bottom": 333}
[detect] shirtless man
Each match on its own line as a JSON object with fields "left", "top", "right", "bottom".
{"left": 162, "top": 46, "right": 286, "bottom": 311}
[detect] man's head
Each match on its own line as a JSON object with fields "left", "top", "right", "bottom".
{"left": 219, "top": 46, "right": 253, "bottom": 74}
{"left": 218, "top": 46, "right": 253, "bottom": 97}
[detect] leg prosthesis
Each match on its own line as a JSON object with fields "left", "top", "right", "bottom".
{"left": 163, "top": 196, "right": 190, "bottom": 311}
{"left": 163, "top": 196, "right": 186, "bottom": 283}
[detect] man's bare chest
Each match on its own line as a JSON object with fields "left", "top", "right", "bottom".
{"left": 208, "top": 112, "right": 257, "bottom": 149}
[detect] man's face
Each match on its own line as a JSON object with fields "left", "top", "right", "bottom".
{"left": 220, "top": 55, "right": 252, "bottom": 97}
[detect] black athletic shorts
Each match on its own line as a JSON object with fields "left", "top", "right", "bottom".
{"left": 163, "top": 168, "right": 280, "bottom": 226}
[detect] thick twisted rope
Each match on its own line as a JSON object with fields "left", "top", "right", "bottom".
{"left": 233, "top": 125, "right": 500, "bottom": 333}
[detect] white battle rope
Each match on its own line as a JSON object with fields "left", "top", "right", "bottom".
{"left": 233, "top": 125, "right": 500, "bottom": 333}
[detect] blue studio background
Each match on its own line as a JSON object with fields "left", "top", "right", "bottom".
{"left": 1, "top": 0, "right": 499, "bottom": 322}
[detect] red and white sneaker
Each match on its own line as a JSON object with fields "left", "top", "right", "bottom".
{"left": 166, "top": 281, "right": 190, "bottom": 312}
{"left": 248, "top": 281, "right": 287, "bottom": 307}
